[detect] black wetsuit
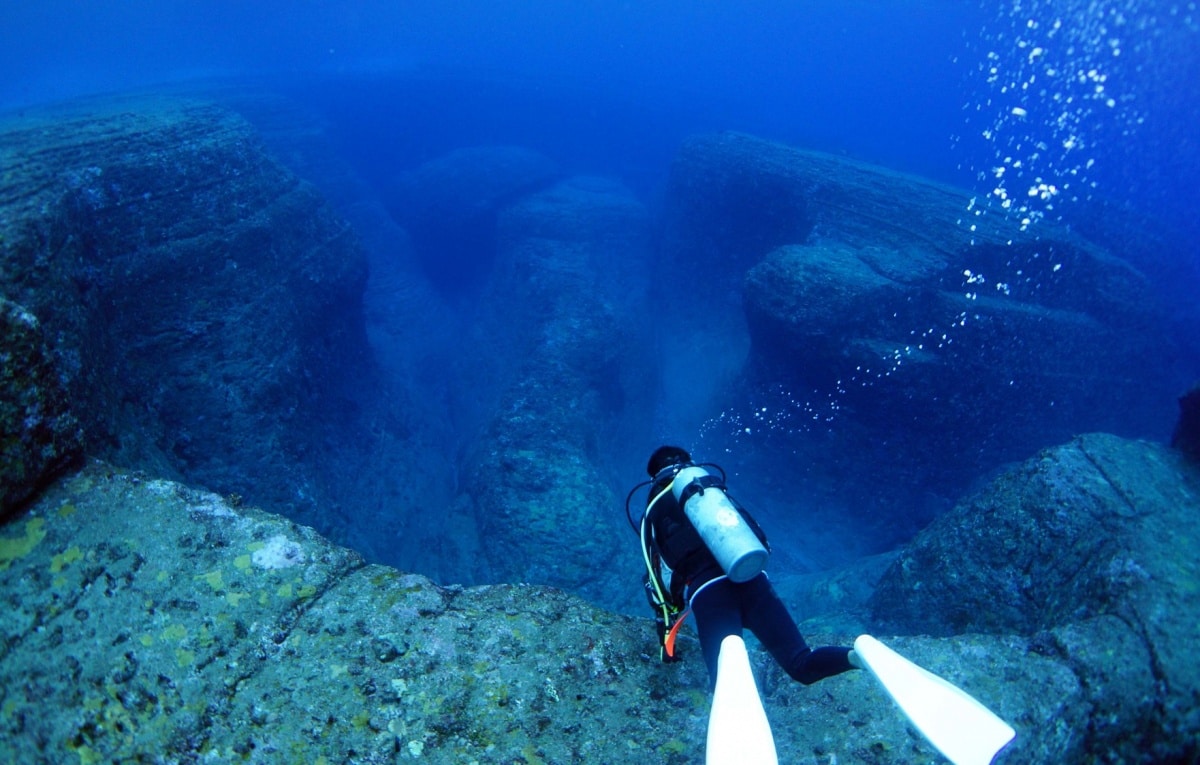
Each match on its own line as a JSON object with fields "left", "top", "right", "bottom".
{"left": 646, "top": 465, "right": 855, "bottom": 688}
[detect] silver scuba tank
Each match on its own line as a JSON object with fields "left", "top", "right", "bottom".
{"left": 671, "top": 466, "right": 769, "bottom": 582}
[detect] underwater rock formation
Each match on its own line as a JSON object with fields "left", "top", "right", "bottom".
{"left": 0, "top": 297, "right": 82, "bottom": 514}
{"left": 0, "top": 461, "right": 711, "bottom": 764}
{"left": 3, "top": 434, "right": 1194, "bottom": 763}
{"left": 0, "top": 96, "right": 380, "bottom": 537}
{"left": 660, "top": 131, "right": 1179, "bottom": 519}
{"left": 207, "top": 89, "right": 466, "bottom": 583}
{"left": 466, "top": 176, "right": 653, "bottom": 606}
{"left": 870, "top": 433, "right": 1200, "bottom": 763}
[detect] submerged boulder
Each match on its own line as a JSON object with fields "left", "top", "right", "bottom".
{"left": 871, "top": 433, "right": 1200, "bottom": 762}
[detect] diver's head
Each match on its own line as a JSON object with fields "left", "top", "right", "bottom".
{"left": 647, "top": 445, "right": 692, "bottom": 477}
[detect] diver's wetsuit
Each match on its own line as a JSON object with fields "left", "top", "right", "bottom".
{"left": 646, "top": 464, "right": 855, "bottom": 688}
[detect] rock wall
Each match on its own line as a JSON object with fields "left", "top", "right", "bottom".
{"left": 0, "top": 96, "right": 388, "bottom": 540}
{"left": 207, "top": 89, "right": 465, "bottom": 585}
{"left": 0, "top": 297, "right": 82, "bottom": 512}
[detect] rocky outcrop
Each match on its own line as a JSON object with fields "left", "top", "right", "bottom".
{"left": 0, "top": 297, "right": 82, "bottom": 514}
{"left": 870, "top": 433, "right": 1200, "bottom": 762}
{"left": 0, "top": 96, "right": 379, "bottom": 537}
{"left": 659, "top": 132, "right": 1180, "bottom": 521}
{"left": 4, "top": 436, "right": 1195, "bottom": 763}
{"left": 466, "top": 177, "right": 653, "bottom": 606}
{"left": 206, "top": 89, "right": 466, "bottom": 583}
{"left": 0, "top": 461, "right": 708, "bottom": 764}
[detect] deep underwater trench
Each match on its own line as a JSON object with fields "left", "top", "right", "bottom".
{"left": 188, "top": 77, "right": 1199, "bottom": 614}
{"left": 4, "top": 75, "right": 1195, "bottom": 623}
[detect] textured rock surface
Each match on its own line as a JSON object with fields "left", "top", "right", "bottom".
{"left": 4, "top": 456, "right": 1178, "bottom": 765}
{"left": 0, "top": 462, "right": 702, "bottom": 763}
{"left": 0, "top": 296, "right": 82, "bottom": 514}
{"left": 0, "top": 95, "right": 387, "bottom": 540}
{"left": 660, "top": 131, "right": 1180, "bottom": 525}
{"left": 871, "top": 433, "right": 1200, "bottom": 762}
{"left": 467, "top": 177, "right": 653, "bottom": 605}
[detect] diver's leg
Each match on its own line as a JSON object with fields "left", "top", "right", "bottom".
{"left": 690, "top": 578, "right": 743, "bottom": 689}
{"left": 742, "top": 575, "right": 854, "bottom": 685}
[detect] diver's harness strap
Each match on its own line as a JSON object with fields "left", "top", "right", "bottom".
{"left": 640, "top": 476, "right": 687, "bottom": 662}
{"left": 676, "top": 473, "right": 725, "bottom": 508}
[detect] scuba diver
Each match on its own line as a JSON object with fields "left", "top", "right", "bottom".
{"left": 628, "top": 445, "right": 860, "bottom": 689}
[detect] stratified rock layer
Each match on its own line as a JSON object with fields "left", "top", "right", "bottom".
{"left": 0, "top": 96, "right": 373, "bottom": 530}
{"left": 661, "top": 131, "right": 1178, "bottom": 518}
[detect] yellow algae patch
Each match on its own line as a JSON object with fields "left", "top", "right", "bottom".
{"left": 234, "top": 554, "right": 252, "bottom": 571}
{"left": 0, "top": 518, "right": 46, "bottom": 571}
{"left": 160, "top": 624, "right": 188, "bottom": 642}
{"left": 175, "top": 648, "right": 195, "bottom": 667}
{"left": 67, "top": 742, "right": 101, "bottom": 765}
{"left": 276, "top": 583, "right": 293, "bottom": 598}
{"left": 156, "top": 570, "right": 170, "bottom": 582}
{"left": 57, "top": 503, "right": 77, "bottom": 518}
{"left": 50, "top": 545, "right": 83, "bottom": 573}
{"left": 197, "top": 625, "right": 215, "bottom": 648}
{"left": 139, "top": 634, "right": 155, "bottom": 647}
{"left": 297, "top": 584, "right": 317, "bottom": 598}
{"left": 226, "top": 591, "right": 250, "bottom": 606}
{"left": 196, "top": 570, "right": 224, "bottom": 590}
{"left": 67, "top": 473, "right": 93, "bottom": 492}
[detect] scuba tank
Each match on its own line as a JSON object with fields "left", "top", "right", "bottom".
{"left": 671, "top": 466, "right": 768, "bottom": 583}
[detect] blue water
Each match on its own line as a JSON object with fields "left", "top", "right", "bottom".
{"left": 4, "top": 2, "right": 1196, "bottom": 257}
{"left": 3, "top": 1, "right": 1198, "bottom": 592}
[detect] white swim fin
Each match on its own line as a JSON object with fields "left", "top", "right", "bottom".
{"left": 854, "top": 634, "right": 1015, "bottom": 765}
{"left": 706, "top": 635, "right": 778, "bottom": 765}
